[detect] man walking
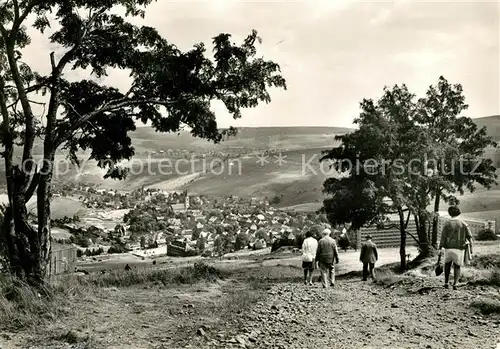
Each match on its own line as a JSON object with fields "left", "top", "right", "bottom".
{"left": 315, "top": 228, "right": 339, "bottom": 288}
{"left": 360, "top": 235, "right": 378, "bottom": 281}
{"left": 301, "top": 230, "right": 318, "bottom": 285}
{"left": 439, "top": 206, "right": 473, "bottom": 290}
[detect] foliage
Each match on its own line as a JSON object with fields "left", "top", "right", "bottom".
{"left": 415, "top": 77, "right": 497, "bottom": 245}
{"left": 0, "top": 0, "right": 285, "bottom": 285}
{"left": 234, "top": 231, "right": 249, "bottom": 250}
{"left": 107, "top": 244, "right": 129, "bottom": 254}
{"left": 320, "top": 77, "right": 497, "bottom": 268}
{"left": 476, "top": 229, "right": 498, "bottom": 241}
{"left": 196, "top": 235, "right": 205, "bottom": 252}
{"left": 84, "top": 247, "right": 104, "bottom": 256}
{"left": 471, "top": 298, "right": 500, "bottom": 315}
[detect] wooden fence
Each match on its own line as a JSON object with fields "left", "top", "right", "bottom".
{"left": 358, "top": 216, "right": 493, "bottom": 249}
{"left": 48, "top": 243, "right": 78, "bottom": 276}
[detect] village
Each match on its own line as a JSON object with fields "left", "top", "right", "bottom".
{"left": 46, "top": 182, "right": 332, "bottom": 275}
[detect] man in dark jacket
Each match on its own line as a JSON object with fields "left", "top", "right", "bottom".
{"left": 360, "top": 235, "right": 378, "bottom": 281}
{"left": 315, "top": 228, "right": 339, "bottom": 288}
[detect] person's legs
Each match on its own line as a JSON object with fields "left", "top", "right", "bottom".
{"left": 444, "top": 262, "right": 452, "bottom": 287}
{"left": 369, "top": 263, "right": 375, "bottom": 280}
{"left": 362, "top": 262, "right": 368, "bottom": 281}
{"left": 453, "top": 264, "right": 461, "bottom": 289}
{"left": 303, "top": 268, "right": 308, "bottom": 284}
{"left": 320, "top": 263, "right": 329, "bottom": 288}
{"left": 330, "top": 264, "right": 335, "bottom": 286}
{"left": 307, "top": 265, "right": 314, "bottom": 285}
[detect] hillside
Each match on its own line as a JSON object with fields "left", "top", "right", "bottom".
{"left": 1, "top": 118, "right": 500, "bottom": 217}
{"left": 472, "top": 115, "right": 500, "bottom": 141}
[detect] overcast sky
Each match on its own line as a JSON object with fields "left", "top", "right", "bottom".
{"left": 24, "top": 0, "right": 500, "bottom": 128}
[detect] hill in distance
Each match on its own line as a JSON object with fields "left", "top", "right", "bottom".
{"left": 471, "top": 115, "right": 500, "bottom": 141}
{"left": 2, "top": 116, "right": 500, "bottom": 221}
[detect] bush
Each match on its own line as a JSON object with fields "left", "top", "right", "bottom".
{"left": 270, "top": 195, "right": 281, "bottom": 205}
{"left": 470, "top": 254, "right": 500, "bottom": 269}
{"left": 83, "top": 261, "right": 223, "bottom": 287}
{"left": 476, "top": 229, "right": 498, "bottom": 241}
{"left": 471, "top": 298, "right": 500, "bottom": 315}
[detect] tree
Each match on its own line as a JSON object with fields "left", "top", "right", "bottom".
{"left": 415, "top": 77, "right": 497, "bottom": 247}
{"left": 196, "top": 235, "right": 205, "bottom": 252}
{"left": 234, "top": 231, "right": 249, "bottom": 250}
{"left": 321, "top": 84, "right": 429, "bottom": 271}
{"left": 321, "top": 79, "right": 497, "bottom": 270}
{"left": 0, "top": 0, "right": 285, "bottom": 286}
{"left": 191, "top": 228, "right": 200, "bottom": 241}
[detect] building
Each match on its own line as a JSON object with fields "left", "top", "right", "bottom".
{"left": 48, "top": 242, "right": 77, "bottom": 276}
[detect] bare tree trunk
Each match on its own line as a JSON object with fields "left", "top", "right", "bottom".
{"left": 415, "top": 211, "right": 430, "bottom": 258}
{"left": 398, "top": 209, "right": 406, "bottom": 272}
{"left": 431, "top": 188, "right": 441, "bottom": 248}
{"left": 1, "top": 167, "right": 46, "bottom": 285}
{"left": 35, "top": 151, "right": 56, "bottom": 280}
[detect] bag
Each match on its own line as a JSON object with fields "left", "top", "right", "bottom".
{"left": 435, "top": 253, "right": 443, "bottom": 276}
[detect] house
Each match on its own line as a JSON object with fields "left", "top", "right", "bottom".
{"left": 48, "top": 243, "right": 77, "bottom": 276}
{"left": 125, "top": 242, "right": 141, "bottom": 251}
{"left": 167, "top": 218, "right": 181, "bottom": 226}
{"left": 167, "top": 240, "right": 188, "bottom": 257}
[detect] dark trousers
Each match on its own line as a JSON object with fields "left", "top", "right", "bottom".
{"left": 362, "top": 262, "right": 375, "bottom": 280}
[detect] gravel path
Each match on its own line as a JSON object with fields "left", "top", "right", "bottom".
{"left": 196, "top": 278, "right": 500, "bottom": 349}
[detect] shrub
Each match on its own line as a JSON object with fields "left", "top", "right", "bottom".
{"left": 471, "top": 298, "right": 500, "bottom": 315}
{"left": 270, "top": 195, "right": 281, "bottom": 205}
{"left": 470, "top": 254, "right": 500, "bottom": 269}
{"left": 476, "top": 229, "right": 498, "bottom": 241}
{"left": 83, "top": 261, "right": 223, "bottom": 287}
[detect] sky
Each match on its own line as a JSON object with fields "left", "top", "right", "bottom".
{"left": 23, "top": 0, "right": 500, "bottom": 128}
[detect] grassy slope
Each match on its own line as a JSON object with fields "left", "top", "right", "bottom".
{"left": 1, "top": 117, "right": 500, "bottom": 214}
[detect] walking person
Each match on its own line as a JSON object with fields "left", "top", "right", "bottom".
{"left": 315, "top": 228, "right": 339, "bottom": 288}
{"left": 439, "top": 206, "right": 473, "bottom": 290}
{"left": 360, "top": 235, "right": 378, "bottom": 281}
{"left": 301, "top": 230, "right": 318, "bottom": 285}
{"left": 338, "top": 227, "right": 350, "bottom": 252}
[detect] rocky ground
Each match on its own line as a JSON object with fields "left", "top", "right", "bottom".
{"left": 2, "top": 244, "right": 499, "bottom": 349}
{"left": 188, "top": 278, "right": 500, "bottom": 349}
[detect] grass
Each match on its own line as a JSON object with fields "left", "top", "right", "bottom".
{"left": 0, "top": 261, "right": 225, "bottom": 331}
{"left": 470, "top": 298, "right": 500, "bottom": 315}
{"left": 72, "top": 261, "right": 225, "bottom": 288}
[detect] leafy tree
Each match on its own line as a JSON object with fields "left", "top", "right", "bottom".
{"left": 255, "top": 228, "right": 267, "bottom": 242}
{"left": 191, "top": 228, "right": 200, "bottom": 241}
{"left": 234, "top": 231, "right": 249, "bottom": 250}
{"left": 196, "top": 235, "right": 205, "bottom": 252}
{"left": 0, "top": 1, "right": 285, "bottom": 286}
{"left": 321, "top": 78, "right": 497, "bottom": 270}
{"left": 321, "top": 83, "right": 429, "bottom": 270}
{"left": 415, "top": 77, "right": 497, "bottom": 247}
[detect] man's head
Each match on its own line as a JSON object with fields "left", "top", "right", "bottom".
{"left": 305, "top": 229, "right": 315, "bottom": 238}
{"left": 365, "top": 234, "right": 372, "bottom": 240}
{"left": 448, "top": 206, "right": 461, "bottom": 218}
{"left": 322, "top": 228, "right": 332, "bottom": 237}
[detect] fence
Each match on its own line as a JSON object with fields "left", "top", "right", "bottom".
{"left": 358, "top": 221, "right": 418, "bottom": 249}
{"left": 358, "top": 216, "right": 492, "bottom": 249}
{"left": 48, "top": 243, "right": 78, "bottom": 276}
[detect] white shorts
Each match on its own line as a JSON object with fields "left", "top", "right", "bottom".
{"left": 444, "top": 248, "right": 464, "bottom": 267}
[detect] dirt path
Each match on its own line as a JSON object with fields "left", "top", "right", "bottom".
{"left": 193, "top": 279, "right": 500, "bottom": 349}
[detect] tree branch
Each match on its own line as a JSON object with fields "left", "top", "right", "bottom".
{"left": 10, "top": 0, "right": 40, "bottom": 39}
{"left": 406, "top": 231, "right": 420, "bottom": 245}
{"left": 55, "top": 98, "right": 181, "bottom": 146}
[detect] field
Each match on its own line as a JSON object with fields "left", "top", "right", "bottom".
{"left": 1, "top": 242, "right": 499, "bottom": 349}
{"left": 0, "top": 119, "right": 499, "bottom": 217}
